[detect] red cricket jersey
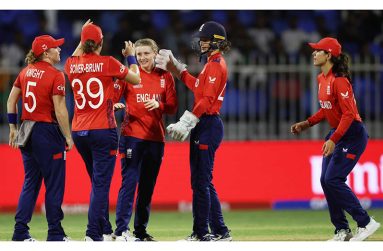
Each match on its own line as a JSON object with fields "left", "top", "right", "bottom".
{"left": 307, "top": 68, "right": 362, "bottom": 143}
{"left": 115, "top": 67, "right": 177, "bottom": 142}
{"left": 14, "top": 61, "right": 65, "bottom": 123}
{"left": 64, "top": 53, "right": 129, "bottom": 131}
{"left": 180, "top": 53, "right": 227, "bottom": 117}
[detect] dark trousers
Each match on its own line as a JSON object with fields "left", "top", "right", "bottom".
{"left": 189, "top": 115, "right": 229, "bottom": 238}
{"left": 115, "top": 136, "right": 164, "bottom": 237}
{"left": 320, "top": 121, "right": 370, "bottom": 231}
{"left": 13, "top": 122, "right": 66, "bottom": 241}
{"left": 73, "top": 128, "right": 118, "bottom": 241}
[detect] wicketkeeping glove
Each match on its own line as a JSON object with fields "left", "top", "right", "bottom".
{"left": 166, "top": 110, "right": 199, "bottom": 141}
{"left": 155, "top": 49, "right": 186, "bottom": 79}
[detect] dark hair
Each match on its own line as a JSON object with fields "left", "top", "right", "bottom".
{"left": 81, "top": 39, "right": 102, "bottom": 54}
{"left": 330, "top": 53, "right": 351, "bottom": 81}
{"left": 217, "top": 39, "right": 231, "bottom": 54}
{"left": 25, "top": 49, "right": 43, "bottom": 64}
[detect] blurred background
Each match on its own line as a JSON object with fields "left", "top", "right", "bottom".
{"left": 0, "top": 10, "right": 382, "bottom": 216}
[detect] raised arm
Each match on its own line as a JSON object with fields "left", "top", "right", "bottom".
{"left": 121, "top": 41, "right": 141, "bottom": 85}
{"left": 72, "top": 19, "right": 93, "bottom": 56}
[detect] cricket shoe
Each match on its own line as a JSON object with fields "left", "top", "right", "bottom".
{"left": 179, "top": 233, "right": 213, "bottom": 241}
{"left": 212, "top": 230, "right": 233, "bottom": 241}
{"left": 135, "top": 233, "right": 156, "bottom": 241}
{"left": 23, "top": 238, "right": 37, "bottom": 242}
{"left": 103, "top": 233, "right": 115, "bottom": 241}
{"left": 115, "top": 231, "right": 139, "bottom": 242}
{"left": 84, "top": 236, "right": 94, "bottom": 241}
{"left": 350, "top": 217, "right": 381, "bottom": 241}
{"left": 327, "top": 229, "right": 353, "bottom": 241}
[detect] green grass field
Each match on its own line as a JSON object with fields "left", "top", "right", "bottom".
{"left": 1, "top": 209, "right": 383, "bottom": 241}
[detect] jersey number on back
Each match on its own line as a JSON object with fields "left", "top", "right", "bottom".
{"left": 72, "top": 78, "right": 104, "bottom": 109}
{"left": 24, "top": 81, "right": 37, "bottom": 113}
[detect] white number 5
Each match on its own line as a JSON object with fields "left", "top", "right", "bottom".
{"left": 24, "top": 81, "right": 37, "bottom": 113}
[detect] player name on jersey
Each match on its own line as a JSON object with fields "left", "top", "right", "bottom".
{"left": 25, "top": 69, "right": 45, "bottom": 79}
{"left": 69, "top": 63, "right": 104, "bottom": 74}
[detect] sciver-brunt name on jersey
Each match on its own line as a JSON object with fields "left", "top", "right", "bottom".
{"left": 69, "top": 63, "right": 104, "bottom": 74}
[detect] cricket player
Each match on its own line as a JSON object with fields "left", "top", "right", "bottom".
{"left": 291, "top": 37, "right": 380, "bottom": 241}
{"left": 155, "top": 21, "right": 232, "bottom": 241}
{"left": 7, "top": 35, "right": 73, "bottom": 241}
{"left": 113, "top": 38, "right": 177, "bottom": 241}
{"left": 64, "top": 20, "right": 140, "bottom": 241}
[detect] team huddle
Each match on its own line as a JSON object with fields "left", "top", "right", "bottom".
{"left": 6, "top": 18, "right": 380, "bottom": 242}
{"left": 6, "top": 19, "right": 232, "bottom": 242}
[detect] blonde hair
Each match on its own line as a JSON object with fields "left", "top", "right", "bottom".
{"left": 134, "top": 38, "right": 159, "bottom": 54}
{"left": 25, "top": 49, "right": 43, "bottom": 64}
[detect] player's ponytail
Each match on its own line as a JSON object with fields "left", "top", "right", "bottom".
{"left": 82, "top": 39, "right": 102, "bottom": 54}
{"left": 330, "top": 53, "right": 351, "bottom": 81}
{"left": 25, "top": 49, "right": 43, "bottom": 64}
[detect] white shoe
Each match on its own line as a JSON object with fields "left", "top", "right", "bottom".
{"left": 350, "top": 217, "right": 381, "bottom": 241}
{"left": 327, "top": 229, "right": 353, "bottom": 241}
{"left": 115, "top": 231, "right": 139, "bottom": 242}
{"left": 63, "top": 236, "right": 71, "bottom": 242}
{"left": 103, "top": 234, "right": 115, "bottom": 241}
{"left": 84, "top": 236, "right": 94, "bottom": 241}
{"left": 23, "top": 238, "right": 37, "bottom": 242}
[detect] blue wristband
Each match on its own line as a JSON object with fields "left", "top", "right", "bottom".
{"left": 8, "top": 113, "right": 17, "bottom": 124}
{"left": 126, "top": 55, "right": 137, "bottom": 66}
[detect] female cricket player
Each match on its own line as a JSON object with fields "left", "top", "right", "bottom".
{"left": 64, "top": 20, "right": 140, "bottom": 241}
{"left": 155, "top": 21, "right": 232, "bottom": 241}
{"left": 7, "top": 34, "right": 73, "bottom": 241}
{"left": 291, "top": 37, "right": 380, "bottom": 241}
{"left": 113, "top": 38, "right": 177, "bottom": 241}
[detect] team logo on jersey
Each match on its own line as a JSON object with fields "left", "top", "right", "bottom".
{"left": 326, "top": 85, "right": 331, "bottom": 95}
{"left": 195, "top": 79, "right": 200, "bottom": 87}
{"left": 341, "top": 91, "right": 349, "bottom": 98}
{"left": 114, "top": 83, "right": 121, "bottom": 90}
{"left": 120, "top": 65, "right": 126, "bottom": 73}
{"left": 126, "top": 148, "right": 132, "bottom": 158}
{"left": 160, "top": 78, "right": 165, "bottom": 88}
{"left": 208, "top": 76, "right": 216, "bottom": 84}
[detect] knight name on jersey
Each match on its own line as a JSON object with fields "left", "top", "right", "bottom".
{"left": 136, "top": 93, "right": 162, "bottom": 103}
{"left": 69, "top": 63, "right": 104, "bottom": 74}
{"left": 25, "top": 69, "right": 45, "bottom": 79}
{"left": 319, "top": 100, "right": 332, "bottom": 109}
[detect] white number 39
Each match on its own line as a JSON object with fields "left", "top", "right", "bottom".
{"left": 71, "top": 78, "right": 104, "bottom": 110}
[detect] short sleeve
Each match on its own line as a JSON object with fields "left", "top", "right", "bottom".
{"left": 108, "top": 56, "right": 129, "bottom": 80}
{"left": 13, "top": 74, "right": 21, "bottom": 88}
{"left": 52, "top": 72, "right": 66, "bottom": 96}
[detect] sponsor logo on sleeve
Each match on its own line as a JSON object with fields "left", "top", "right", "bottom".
{"left": 208, "top": 76, "right": 216, "bottom": 84}
{"left": 341, "top": 91, "right": 349, "bottom": 98}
